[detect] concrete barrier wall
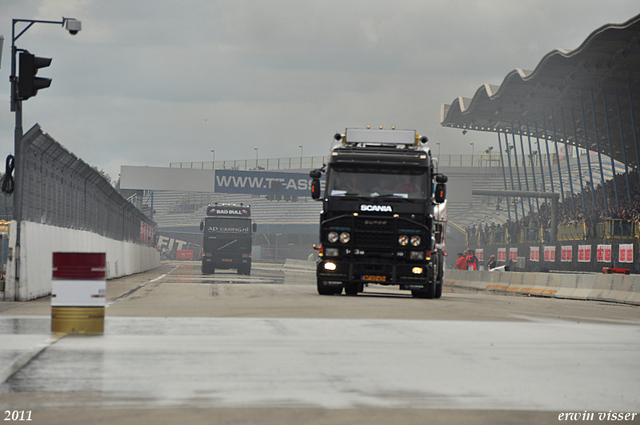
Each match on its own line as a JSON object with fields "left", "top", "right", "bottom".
{"left": 444, "top": 269, "right": 640, "bottom": 306}
{"left": 283, "top": 258, "right": 316, "bottom": 269}
{"left": 5, "top": 221, "right": 160, "bottom": 301}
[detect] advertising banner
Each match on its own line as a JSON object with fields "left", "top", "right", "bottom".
{"left": 498, "top": 248, "right": 506, "bottom": 262}
{"left": 544, "top": 246, "right": 556, "bottom": 262}
{"left": 509, "top": 247, "right": 518, "bottom": 262}
{"left": 578, "top": 245, "right": 591, "bottom": 262}
{"left": 597, "top": 244, "right": 612, "bottom": 262}
{"left": 530, "top": 246, "right": 539, "bottom": 262}
{"left": 619, "top": 244, "right": 634, "bottom": 263}
{"left": 214, "top": 170, "right": 324, "bottom": 197}
{"left": 561, "top": 246, "right": 572, "bottom": 262}
{"left": 475, "top": 248, "right": 483, "bottom": 262}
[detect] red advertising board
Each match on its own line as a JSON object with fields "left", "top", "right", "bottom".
{"left": 509, "top": 247, "right": 518, "bottom": 262}
{"left": 578, "top": 245, "right": 591, "bottom": 262}
{"left": 530, "top": 246, "right": 539, "bottom": 262}
{"left": 561, "top": 246, "right": 572, "bottom": 262}
{"left": 619, "top": 244, "right": 633, "bottom": 263}
{"left": 498, "top": 248, "right": 506, "bottom": 262}
{"left": 544, "top": 246, "right": 556, "bottom": 262}
{"left": 176, "top": 250, "right": 194, "bottom": 260}
{"left": 597, "top": 244, "right": 612, "bottom": 262}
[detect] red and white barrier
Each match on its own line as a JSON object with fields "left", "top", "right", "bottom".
{"left": 51, "top": 252, "right": 106, "bottom": 334}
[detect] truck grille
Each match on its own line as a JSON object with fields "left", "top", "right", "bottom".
{"left": 354, "top": 231, "right": 394, "bottom": 247}
{"left": 323, "top": 214, "right": 427, "bottom": 256}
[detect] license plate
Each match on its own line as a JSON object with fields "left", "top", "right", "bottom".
{"left": 222, "top": 259, "right": 232, "bottom": 262}
{"left": 362, "top": 275, "right": 386, "bottom": 282}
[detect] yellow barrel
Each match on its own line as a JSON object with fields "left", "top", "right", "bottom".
{"left": 51, "top": 306, "right": 105, "bottom": 334}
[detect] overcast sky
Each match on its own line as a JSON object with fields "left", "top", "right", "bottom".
{"left": 0, "top": 1, "right": 638, "bottom": 182}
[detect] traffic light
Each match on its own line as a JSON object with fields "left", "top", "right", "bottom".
{"left": 18, "top": 51, "right": 52, "bottom": 100}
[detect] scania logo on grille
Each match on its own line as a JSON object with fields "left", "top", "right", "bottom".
{"left": 360, "top": 204, "right": 393, "bottom": 212}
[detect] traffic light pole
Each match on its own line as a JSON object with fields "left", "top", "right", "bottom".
{"left": 9, "top": 17, "right": 80, "bottom": 300}
{"left": 11, "top": 19, "right": 67, "bottom": 219}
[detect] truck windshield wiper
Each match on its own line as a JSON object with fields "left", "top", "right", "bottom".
{"left": 336, "top": 193, "right": 370, "bottom": 201}
{"left": 375, "top": 194, "right": 418, "bottom": 202}
{"left": 217, "top": 239, "right": 238, "bottom": 250}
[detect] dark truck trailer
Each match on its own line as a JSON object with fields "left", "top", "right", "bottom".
{"left": 200, "top": 204, "right": 256, "bottom": 275}
{"left": 309, "top": 128, "right": 447, "bottom": 298}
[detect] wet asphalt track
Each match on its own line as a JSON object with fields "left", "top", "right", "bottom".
{"left": 1, "top": 261, "right": 639, "bottom": 425}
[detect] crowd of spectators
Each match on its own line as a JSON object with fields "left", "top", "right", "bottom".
{"left": 466, "top": 170, "right": 640, "bottom": 244}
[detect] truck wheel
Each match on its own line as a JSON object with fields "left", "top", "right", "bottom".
{"left": 344, "top": 282, "right": 363, "bottom": 296}
{"left": 202, "top": 264, "right": 215, "bottom": 275}
{"left": 434, "top": 281, "right": 443, "bottom": 299}
{"left": 434, "top": 254, "right": 444, "bottom": 299}
{"left": 237, "top": 265, "right": 251, "bottom": 276}
{"left": 411, "top": 281, "right": 435, "bottom": 299}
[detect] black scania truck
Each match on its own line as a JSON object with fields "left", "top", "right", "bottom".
{"left": 309, "top": 128, "right": 447, "bottom": 298}
{"left": 200, "top": 204, "right": 256, "bottom": 275}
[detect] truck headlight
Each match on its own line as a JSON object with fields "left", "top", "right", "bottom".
{"left": 324, "top": 261, "right": 337, "bottom": 271}
{"left": 410, "top": 236, "right": 421, "bottom": 247}
{"left": 327, "top": 231, "right": 339, "bottom": 243}
{"left": 399, "top": 235, "right": 408, "bottom": 246}
{"left": 340, "top": 232, "right": 350, "bottom": 244}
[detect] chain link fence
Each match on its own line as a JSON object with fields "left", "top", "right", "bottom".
{"left": 18, "top": 124, "right": 154, "bottom": 244}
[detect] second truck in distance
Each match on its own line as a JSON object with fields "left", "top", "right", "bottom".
{"left": 200, "top": 204, "right": 256, "bottom": 275}
{"left": 309, "top": 128, "right": 447, "bottom": 298}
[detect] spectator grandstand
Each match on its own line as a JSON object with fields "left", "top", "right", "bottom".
{"left": 466, "top": 169, "right": 640, "bottom": 246}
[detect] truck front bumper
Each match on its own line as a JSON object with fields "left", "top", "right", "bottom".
{"left": 317, "top": 259, "right": 432, "bottom": 286}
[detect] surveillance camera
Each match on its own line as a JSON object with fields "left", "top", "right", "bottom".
{"left": 65, "top": 19, "right": 81, "bottom": 35}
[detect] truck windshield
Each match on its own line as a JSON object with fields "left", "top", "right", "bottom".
{"left": 327, "top": 166, "right": 428, "bottom": 200}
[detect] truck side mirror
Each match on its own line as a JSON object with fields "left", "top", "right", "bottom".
{"left": 435, "top": 183, "right": 446, "bottom": 204}
{"left": 311, "top": 179, "right": 321, "bottom": 199}
{"left": 436, "top": 174, "right": 448, "bottom": 183}
{"left": 253, "top": 223, "right": 257, "bottom": 232}
{"left": 200, "top": 220, "right": 204, "bottom": 231}
{"left": 309, "top": 169, "right": 322, "bottom": 179}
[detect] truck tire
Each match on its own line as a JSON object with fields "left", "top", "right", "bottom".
{"left": 202, "top": 264, "right": 215, "bottom": 275}
{"left": 411, "top": 281, "right": 435, "bottom": 299}
{"left": 434, "top": 281, "right": 443, "bottom": 299}
{"left": 237, "top": 265, "right": 251, "bottom": 276}
{"left": 317, "top": 279, "right": 342, "bottom": 295}
{"left": 344, "top": 282, "right": 363, "bottom": 296}
{"left": 434, "top": 253, "right": 444, "bottom": 299}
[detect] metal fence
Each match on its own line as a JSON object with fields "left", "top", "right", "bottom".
{"left": 170, "top": 156, "right": 328, "bottom": 171}
{"left": 168, "top": 152, "right": 562, "bottom": 171}
{"left": 18, "top": 124, "right": 154, "bottom": 244}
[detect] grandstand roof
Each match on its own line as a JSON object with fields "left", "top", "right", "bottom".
{"left": 441, "top": 13, "right": 640, "bottom": 172}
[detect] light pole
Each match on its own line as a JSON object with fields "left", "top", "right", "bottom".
{"left": 254, "top": 147, "right": 258, "bottom": 169}
{"left": 299, "top": 145, "right": 303, "bottom": 168}
{"left": 470, "top": 142, "right": 475, "bottom": 166}
{"left": 210, "top": 149, "right": 216, "bottom": 192}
